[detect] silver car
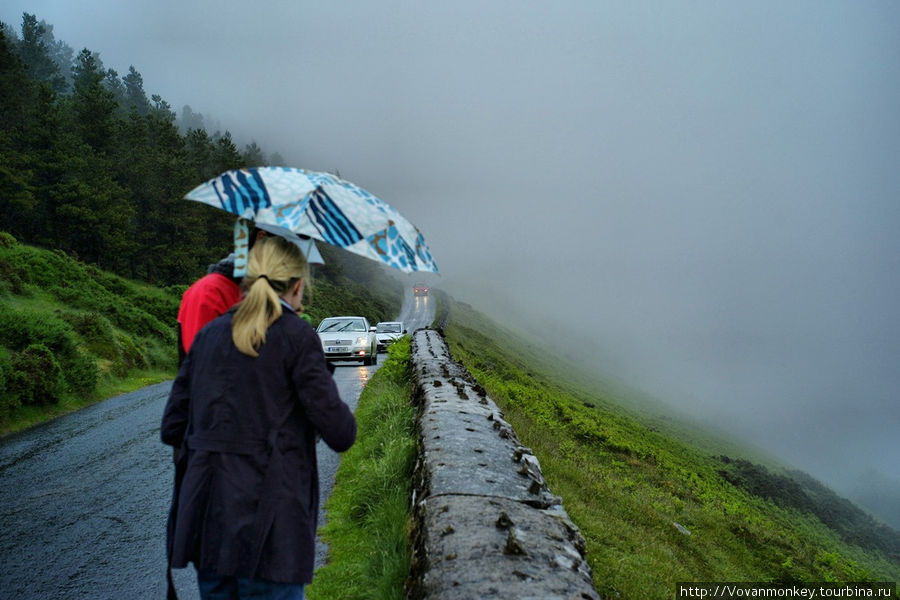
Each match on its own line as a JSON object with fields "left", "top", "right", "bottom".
{"left": 375, "top": 321, "right": 406, "bottom": 352}
{"left": 316, "top": 316, "right": 378, "bottom": 366}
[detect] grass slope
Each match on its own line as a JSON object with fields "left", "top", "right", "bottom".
{"left": 441, "top": 298, "right": 899, "bottom": 598}
{"left": 0, "top": 232, "right": 180, "bottom": 433}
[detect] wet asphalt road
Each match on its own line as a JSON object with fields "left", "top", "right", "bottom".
{"left": 0, "top": 290, "right": 434, "bottom": 599}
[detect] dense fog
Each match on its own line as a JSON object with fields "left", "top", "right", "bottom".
{"left": 3, "top": 1, "right": 898, "bottom": 526}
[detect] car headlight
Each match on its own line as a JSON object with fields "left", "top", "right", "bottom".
{"left": 355, "top": 337, "right": 368, "bottom": 345}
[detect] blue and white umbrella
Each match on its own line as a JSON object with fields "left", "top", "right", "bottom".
{"left": 185, "top": 167, "right": 439, "bottom": 276}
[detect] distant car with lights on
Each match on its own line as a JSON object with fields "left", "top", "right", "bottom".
{"left": 414, "top": 283, "right": 429, "bottom": 296}
{"left": 316, "top": 316, "right": 377, "bottom": 366}
{"left": 375, "top": 321, "right": 406, "bottom": 352}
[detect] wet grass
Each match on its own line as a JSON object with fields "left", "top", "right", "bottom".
{"left": 0, "top": 237, "right": 181, "bottom": 436}
{"left": 307, "top": 338, "right": 417, "bottom": 600}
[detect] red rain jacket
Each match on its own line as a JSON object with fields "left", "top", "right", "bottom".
{"left": 177, "top": 273, "right": 242, "bottom": 356}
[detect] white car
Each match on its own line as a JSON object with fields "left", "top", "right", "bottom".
{"left": 316, "top": 316, "right": 378, "bottom": 366}
{"left": 375, "top": 321, "right": 406, "bottom": 352}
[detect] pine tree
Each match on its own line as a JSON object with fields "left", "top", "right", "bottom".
{"left": 16, "top": 14, "right": 66, "bottom": 93}
{"left": 70, "top": 48, "right": 117, "bottom": 154}
{"left": 122, "top": 66, "right": 150, "bottom": 116}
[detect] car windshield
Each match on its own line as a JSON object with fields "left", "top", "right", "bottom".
{"left": 318, "top": 318, "right": 366, "bottom": 332}
{"left": 377, "top": 323, "right": 401, "bottom": 333}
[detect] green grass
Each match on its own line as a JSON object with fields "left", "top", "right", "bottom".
{"left": 307, "top": 338, "right": 417, "bottom": 600}
{"left": 441, "top": 299, "right": 899, "bottom": 599}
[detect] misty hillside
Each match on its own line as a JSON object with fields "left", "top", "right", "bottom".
{"left": 439, "top": 289, "right": 900, "bottom": 535}
{"left": 439, "top": 294, "right": 899, "bottom": 596}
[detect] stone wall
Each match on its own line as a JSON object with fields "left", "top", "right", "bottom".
{"left": 408, "top": 329, "right": 600, "bottom": 600}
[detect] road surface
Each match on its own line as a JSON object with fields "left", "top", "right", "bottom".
{"left": 395, "top": 287, "right": 436, "bottom": 333}
{"left": 0, "top": 289, "right": 434, "bottom": 599}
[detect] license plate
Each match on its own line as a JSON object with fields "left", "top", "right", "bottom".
{"left": 327, "top": 347, "right": 349, "bottom": 353}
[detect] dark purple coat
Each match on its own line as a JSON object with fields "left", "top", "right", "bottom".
{"left": 161, "top": 306, "right": 356, "bottom": 584}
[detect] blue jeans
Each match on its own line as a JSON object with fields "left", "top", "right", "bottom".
{"left": 196, "top": 569, "right": 305, "bottom": 600}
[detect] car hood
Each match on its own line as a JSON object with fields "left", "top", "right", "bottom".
{"left": 318, "top": 332, "right": 362, "bottom": 343}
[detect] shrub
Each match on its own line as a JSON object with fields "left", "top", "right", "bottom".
{"left": 64, "top": 351, "right": 99, "bottom": 395}
{"left": 0, "top": 304, "right": 78, "bottom": 358}
{"left": 131, "top": 290, "right": 180, "bottom": 327}
{"left": 166, "top": 284, "right": 188, "bottom": 299}
{"left": 84, "top": 265, "right": 180, "bottom": 328}
{"left": 116, "top": 332, "right": 150, "bottom": 372}
{"left": 9, "top": 344, "right": 64, "bottom": 406}
{"left": 0, "top": 231, "right": 17, "bottom": 248}
{"left": 142, "top": 335, "right": 177, "bottom": 371}
{"left": 54, "top": 285, "right": 83, "bottom": 305}
{"left": 0, "top": 350, "right": 20, "bottom": 415}
{"left": 110, "top": 303, "right": 173, "bottom": 342}
{"left": 379, "top": 336, "right": 411, "bottom": 382}
{"left": 60, "top": 311, "right": 121, "bottom": 360}
{"left": 0, "top": 255, "right": 26, "bottom": 295}
{"left": 0, "top": 307, "right": 101, "bottom": 399}
{"left": 84, "top": 265, "right": 130, "bottom": 296}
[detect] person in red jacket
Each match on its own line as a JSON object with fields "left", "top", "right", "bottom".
{"left": 177, "top": 254, "right": 244, "bottom": 364}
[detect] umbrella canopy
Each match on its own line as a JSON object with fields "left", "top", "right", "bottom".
{"left": 185, "top": 167, "right": 439, "bottom": 276}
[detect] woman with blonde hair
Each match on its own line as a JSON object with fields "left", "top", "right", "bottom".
{"left": 162, "top": 235, "right": 356, "bottom": 600}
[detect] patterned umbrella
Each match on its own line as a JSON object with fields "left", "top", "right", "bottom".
{"left": 185, "top": 167, "right": 439, "bottom": 276}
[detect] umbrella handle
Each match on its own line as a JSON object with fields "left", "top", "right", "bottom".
{"left": 233, "top": 218, "right": 250, "bottom": 278}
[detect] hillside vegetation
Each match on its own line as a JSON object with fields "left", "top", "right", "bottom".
{"left": 0, "top": 231, "right": 179, "bottom": 433}
{"left": 440, "top": 297, "right": 899, "bottom": 598}
{"left": 0, "top": 232, "right": 401, "bottom": 436}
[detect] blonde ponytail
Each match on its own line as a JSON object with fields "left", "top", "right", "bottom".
{"left": 232, "top": 236, "right": 310, "bottom": 357}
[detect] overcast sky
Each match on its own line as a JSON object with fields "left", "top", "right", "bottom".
{"left": 3, "top": 1, "right": 898, "bottom": 522}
